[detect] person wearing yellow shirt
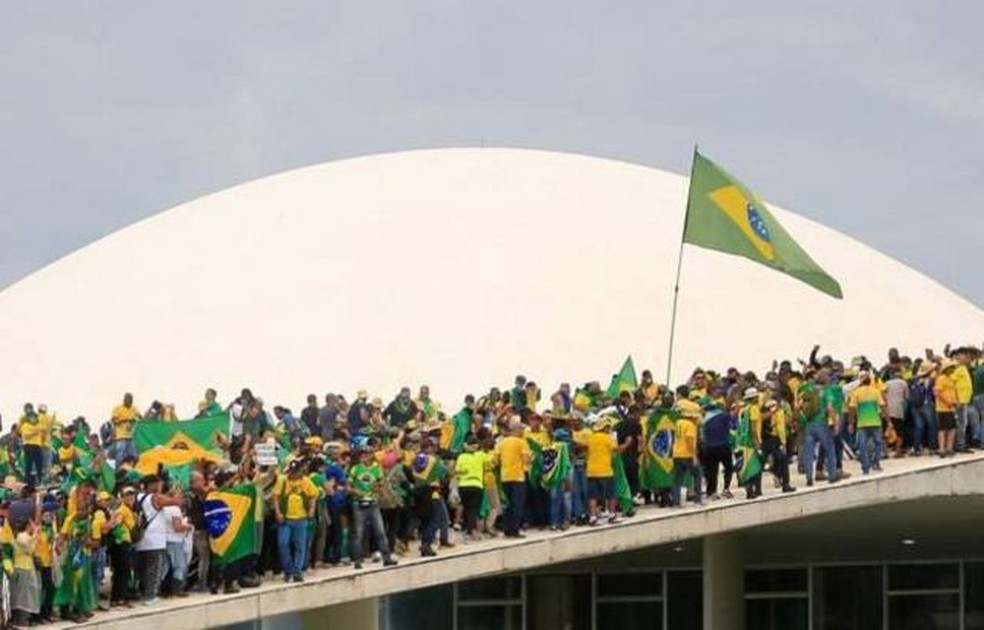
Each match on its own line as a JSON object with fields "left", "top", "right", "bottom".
{"left": 952, "top": 350, "right": 975, "bottom": 452}
{"left": 494, "top": 418, "right": 532, "bottom": 538}
{"left": 585, "top": 417, "right": 627, "bottom": 526}
{"left": 108, "top": 488, "right": 136, "bottom": 607}
{"left": 762, "top": 399, "right": 796, "bottom": 493}
{"left": 674, "top": 386, "right": 702, "bottom": 423}
{"left": 935, "top": 361, "right": 960, "bottom": 457}
{"left": 670, "top": 411, "right": 702, "bottom": 507}
{"left": 37, "top": 506, "right": 58, "bottom": 621}
{"left": 454, "top": 436, "right": 487, "bottom": 540}
{"left": 17, "top": 403, "right": 46, "bottom": 486}
{"left": 638, "top": 370, "right": 661, "bottom": 406}
{"left": 272, "top": 459, "right": 318, "bottom": 582}
{"left": 111, "top": 393, "right": 142, "bottom": 466}
{"left": 10, "top": 519, "right": 40, "bottom": 626}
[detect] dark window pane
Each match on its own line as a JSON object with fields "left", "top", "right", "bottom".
{"left": 596, "top": 601, "right": 662, "bottom": 630}
{"left": 812, "top": 566, "right": 883, "bottom": 630}
{"left": 964, "top": 562, "right": 984, "bottom": 630}
{"left": 746, "top": 598, "right": 809, "bottom": 630}
{"left": 457, "top": 576, "right": 523, "bottom": 601}
{"left": 526, "top": 575, "right": 592, "bottom": 630}
{"left": 666, "top": 570, "right": 703, "bottom": 630}
{"left": 888, "top": 564, "right": 959, "bottom": 591}
{"left": 888, "top": 594, "right": 959, "bottom": 630}
{"left": 745, "top": 569, "right": 808, "bottom": 593}
{"left": 380, "top": 583, "right": 454, "bottom": 630}
{"left": 597, "top": 572, "right": 663, "bottom": 598}
{"left": 457, "top": 605, "right": 523, "bottom": 630}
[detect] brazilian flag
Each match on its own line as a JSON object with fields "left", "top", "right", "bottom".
{"left": 612, "top": 455, "right": 634, "bottom": 513}
{"left": 134, "top": 412, "right": 230, "bottom": 454}
{"left": 448, "top": 408, "right": 473, "bottom": 454}
{"left": 606, "top": 355, "right": 638, "bottom": 399}
{"left": 684, "top": 151, "right": 842, "bottom": 299}
{"left": 526, "top": 439, "right": 545, "bottom": 488}
{"left": 204, "top": 483, "right": 258, "bottom": 566}
{"left": 734, "top": 407, "right": 763, "bottom": 485}
{"left": 410, "top": 453, "right": 446, "bottom": 488}
{"left": 641, "top": 408, "right": 677, "bottom": 490}
{"left": 540, "top": 442, "right": 571, "bottom": 490}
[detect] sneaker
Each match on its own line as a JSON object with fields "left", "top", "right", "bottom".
{"left": 372, "top": 551, "right": 382, "bottom": 562}
{"left": 383, "top": 557, "right": 399, "bottom": 567}
{"left": 588, "top": 517, "right": 599, "bottom": 527}
{"left": 607, "top": 515, "right": 620, "bottom": 525}
{"left": 816, "top": 471, "right": 827, "bottom": 481}
{"left": 782, "top": 486, "right": 797, "bottom": 493}
{"left": 284, "top": 574, "right": 292, "bottom": 583}
{"left": 354, "top": 562, "right": 363, "bottom": 570}
{"left": 141, "top": 598, "right": 159, "bottom": 607}
{"left": 239, "top": 575, "right": 261, "bottom": 588}
{"left": 722, "top": 489, "right": 734, "bottom": 499}
{"left": 452, "top": 523, "right": 462, "bottom": 531}
{"left": 293, "top": 574, "right": 304, "bottom": 583}
{"left": 708, "top": 493, "right": 720, "bottom": 501}
{"left": 440, "top": 541, "right": 456, "bottom": 549}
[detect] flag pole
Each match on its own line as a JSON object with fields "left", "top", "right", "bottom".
{"left": 665, "top": 145, "right": 698, "bottom": 387}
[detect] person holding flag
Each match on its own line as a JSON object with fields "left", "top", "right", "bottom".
{"left": 641, "top": 393, "right": 679, "bottom": 507}
{"left": 735, "top": 388, "right": 764, "bottom": 499}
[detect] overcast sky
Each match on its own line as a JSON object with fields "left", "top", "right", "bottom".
{"left": 2, "top": 2, "right": 982, "bottom": 304}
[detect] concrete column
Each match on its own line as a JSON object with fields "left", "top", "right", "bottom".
{"left": 290, "top": 597, "right": 379, "bottom": 630}
{"left": 703, "top": 534, "right": 744, "bottom": 630}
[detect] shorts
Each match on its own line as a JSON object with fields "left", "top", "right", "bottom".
{"left": 587, "top": 477, "right": 614, "bottom": 502}
{"left": 938, "top": 412, "right": 956, "bottom": 431}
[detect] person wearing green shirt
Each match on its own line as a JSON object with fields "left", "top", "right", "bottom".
{"left": 347, "top": 448, "right": 397, "bottom": 570}
{"left": 819, "top": 373, "right": 847, "bottom": 479}
{"left": 797, "top": 378, "right": 840, "bottom": 487}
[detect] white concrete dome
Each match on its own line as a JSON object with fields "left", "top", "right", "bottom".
{"left": 0, "top": 148, "right": 981, "bottom": 421}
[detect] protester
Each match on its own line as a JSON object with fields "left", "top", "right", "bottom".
{"left": 0, "top": 342, "right": 980, "bottom": 627}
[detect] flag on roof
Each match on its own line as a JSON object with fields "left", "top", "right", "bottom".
{"left": 606, "top": 356, "right": 638, "bottom": 399}
{"left": 684, "top": 151, "right": 843, "bottom": 299}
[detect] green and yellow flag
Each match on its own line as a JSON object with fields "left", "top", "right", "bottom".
{"left": 133, "top": 412, "right": 230, "bottom": 454}
{"left": 606, "top": 356, "right": 638, "bottom": 399}
{"left": 204, "top": 483, "right": 258, "bottom": 566}
{"left": 734, "top": 407, "right": 763, "bottom": 485}
{"left": 641, "top": 407, "right": 677, "bottom": 490}
{"left": 684, "top": 151, "right": 842, "bottom": 299}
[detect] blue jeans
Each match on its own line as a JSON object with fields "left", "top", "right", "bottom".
{"left": 91, "top": 545, "right": 107, "bottom": 588}
{"left": 166, "top": 540, "right": 188, "bottom": 582}
{"left": 548, "top": 481, "right": 572, "bottom": 528}
{"left": 571, "top": 464, "right": 588, "bottom": 521}
{"left": 277, "top": 518, "right": 309, "bottom": 577}
{"left": 856, "top": 426, "right": 884, "bottom": 473}
{"left": 803, "top": 423, "right": 836, "bottom": 484}
{"left": 956, "top": 404, "right": 970, "bottom": 450}
{"left": 968, "top": 395, "right": 984, "bottom": 445}
{"left": 913, "top": 404, "right": 938, "bottom": 451}
{"left": 350, "top": 503, "right": 389, "bottom": 562}
{"left": 503, "top": 482, "right": 526, "bottom": 536}
{"left": 671, "top": 460, "right": 702, "bottom": 506}
{"left": 115, "top": 439, "right": 137, "bottom": 467}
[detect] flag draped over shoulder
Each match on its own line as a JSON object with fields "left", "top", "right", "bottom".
{"left": 734, "top": 410, "right": 762, "bottom": 485}
{"left": 539, "top": 442, "right": 570, "bottom": 490}
{"left": 204, "top": 483, "right": 258, "bottom": 566}
{"left": 684, "top": 151, "right": 843, "bottom": 299}
{"left": 641, "top": 408, "right": 677, "bottom": 490}
{"left": 607, "top": 356, "right": 638, "bottom": 399}
{"left": 134, "top": 412, "right": 230, "bottom": 454}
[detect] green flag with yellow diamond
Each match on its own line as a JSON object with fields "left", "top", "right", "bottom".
{"left": 683, "top": 151, "right": 842, "bottom": 299}
{"left": 606, "top": 355, "right": 638, "bottom": 399}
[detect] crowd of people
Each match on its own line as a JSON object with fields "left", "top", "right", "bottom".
{"left": 0, "top": 343, "right": 981, "bottom": 627}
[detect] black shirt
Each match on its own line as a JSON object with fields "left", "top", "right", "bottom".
{"left": 615, "top": 419, "right": 642, "bottom": 458}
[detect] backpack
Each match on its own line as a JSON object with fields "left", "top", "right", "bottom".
{"left": 130, "top": 494, "right": 159, "bottom": 545}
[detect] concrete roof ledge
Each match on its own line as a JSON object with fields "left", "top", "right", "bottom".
{"left": 66, "top": 454, "right": 984, "bottom": 629}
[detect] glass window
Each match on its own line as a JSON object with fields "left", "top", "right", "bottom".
{"left": 596, "top": 572, "right": 662, "bottom": 598}
{"left": 888, "top": 594, "right": 959, "bottom": 630}
{"left": 964, "top": 562, "right": 984, "bottom": 630}
{"left": 666, "top": 570, "right": 703, "bottom": 630}
{"left": 746, "top": 568, "right": 808, "bottom": 593}
{"left": 596, "top": 601, "right": 662, "bottom": 630}
{"left": 812, "top": 565, "right": 883, "bottom": 630}
{"left": 526, "top": 575, "right": 592, "bottom": 630}
{"left": 456, "top": 605, "right": 523, "bottom": 630}
{"left": 379, "top": 584, "right": 453, "bottom": 630}
{"left": 746, "top": 598, "right": 809, "bottom": 630}
{"left": 888, "top": 564, "right": 959, "bottom": 591}
{"left": 457, "top": 576, "right": 523, "bottom": 602}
